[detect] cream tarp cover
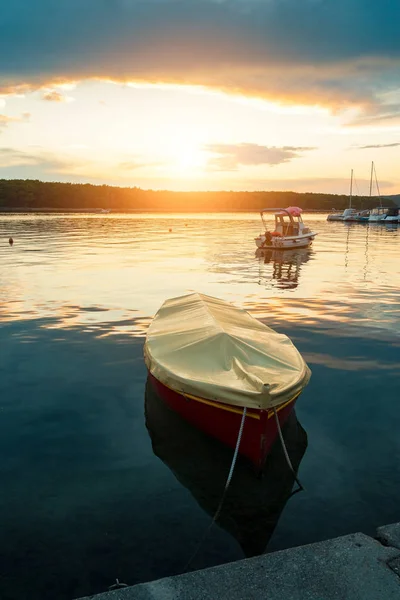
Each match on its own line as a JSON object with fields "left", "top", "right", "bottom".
{"left": 144, "top": 293, "right": 311, "bottom": 410}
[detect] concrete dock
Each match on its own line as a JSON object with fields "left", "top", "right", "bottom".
{"left": 78, "top": 522, "right": 400, "bottom": 600}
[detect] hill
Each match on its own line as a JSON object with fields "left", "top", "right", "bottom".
{"left": 0, "top": 179, "right": 396, "bottom": 212}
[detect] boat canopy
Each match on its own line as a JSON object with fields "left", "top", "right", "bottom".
{"left": 144, "top": 293, "right": 311, "bottom": 410}
{"left": 260, "top": 206, "right": 303, "bottom": 217}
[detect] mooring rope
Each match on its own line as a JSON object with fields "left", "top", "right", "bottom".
{"left": 182, "top": 407, "right": 247, "bottom": 573}
{"left": 273, "top": 406, "right": 304, "bottom": 491}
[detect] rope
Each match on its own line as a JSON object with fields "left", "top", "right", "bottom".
{"left": 353, "top": 176, "right": 360, "bottom": 198}
{"left": 273, "top": 407, "right": 304, "bottom": 491}
{"left": 109, "top": 579, "right": 128, "bottom": 591}
{"left": 182, "top": 407, "right": 247, "bottom": 573}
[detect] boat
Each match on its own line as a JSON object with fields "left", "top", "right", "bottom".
{"left": 383, "top": 207, "right": 399, "bottom": 224}
{"left": 254, "top": 206, "right": 316, "bottom": 250}
{"left": 145, "top": 376, "right": 308, "bottom": 557}
{"left": 327, "top": 208, "right": 357, "bottom": 222}
{"left": 369, "top": 206, "right": 399, "bottom": 224}
{"left": 144, "top": 293, "right": 311, "bottom": 473}
{"left": 327, "top": 169, "right": 357, "bottom": 222}
{"left": 366, "top": 162, "right": 398, "bottom": 223}
{"left": 343, "top": 209, "right": 370, "bottom": 223}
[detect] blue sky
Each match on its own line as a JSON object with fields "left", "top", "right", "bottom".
{"left": 0, "top": 0, "right": 399, "bottom": 192}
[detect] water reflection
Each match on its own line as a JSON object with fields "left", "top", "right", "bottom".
{"left": 1, "top": 213, "right": 399, "bottom": 332}
{"left": 343, "top": 224, "right": 370, "bottom": 281}
{"left": 256, "top": 247, "right": 313, "bottom": 290}
{"left": 145, "top": 377, "right": 307, "bottom": 558}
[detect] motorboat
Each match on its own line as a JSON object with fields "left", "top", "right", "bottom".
{"left": 254, "top": 206, "right": 316, "bottom": 250}
{"left": 369, "top": 206, "right": 399, "bottom": 224}
{"left": 145, "top": 376, "right": 308, "bottom": 557}
{"left": 144, "top": 293, "right": 311, "bottom": 473}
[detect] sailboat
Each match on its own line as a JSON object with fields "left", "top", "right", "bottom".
{"left": 342, "top": 168, "right": 370, "bottom": 222}
{"left": 368, "top": 162, "right": 399, "bottom": 223}
{"left": 327, "top": 170, "right": 357, "bottom": 221}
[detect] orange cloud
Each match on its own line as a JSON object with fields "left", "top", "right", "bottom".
{"left": 42, "top": 90, "right": 66, "bottom": 102}
{"left": 0, "top": 112, "right": 30, "bottom": 129}
{"left": 0, "top": 0, "right": 399, "bottom": 120}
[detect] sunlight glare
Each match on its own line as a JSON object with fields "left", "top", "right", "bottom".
{"left": 162, "top": 139, "right": 208, "bottom": 177}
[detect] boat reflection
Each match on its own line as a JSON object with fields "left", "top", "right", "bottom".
{"left": 256, "top": 247, "right": 313, "bottom": 290}
{"left": 144, "top": 376, "right": 308, "bottom": 557}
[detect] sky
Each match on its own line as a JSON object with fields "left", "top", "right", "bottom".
{"left": 0, "top": 0, "right": 399, "bottom": 194}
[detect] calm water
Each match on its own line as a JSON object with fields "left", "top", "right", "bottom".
{"left": 0, "top": 213, "right": 399, "bottom": 599}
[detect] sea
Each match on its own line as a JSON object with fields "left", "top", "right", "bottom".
{"left": 0, "top": 212, "right": 399, "bottom": 599}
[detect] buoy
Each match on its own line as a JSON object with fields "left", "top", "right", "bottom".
{"left": 9, "top": 237, "right": 13, "bottom": 246}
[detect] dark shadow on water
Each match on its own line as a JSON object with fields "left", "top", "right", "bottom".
{"left": 0, "top": 310, "right": 400, "bottom": 599}
{"left": 145, "top": 376, "right": 307, "bottom": 559}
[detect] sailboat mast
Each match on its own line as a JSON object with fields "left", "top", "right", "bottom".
{"left": 349, "top": 169, "right": 353, "bottom": 208}
{"left": 369, "top": 161, "right": 374, "bottom": 197}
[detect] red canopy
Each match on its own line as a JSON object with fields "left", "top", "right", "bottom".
{"left": 285, "top": 206, "right": 303, "bottom": 217}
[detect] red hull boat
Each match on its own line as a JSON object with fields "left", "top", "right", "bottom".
{"left": 144, "top": 293, "right": 311, "bottom": 473}
{"left": 148, "top": 373, "right": 301, "bottom": 473}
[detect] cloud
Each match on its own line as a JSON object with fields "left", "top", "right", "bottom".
{"left": 0, "top": 147, "right": 79, "bottom": 172}
{"left": 0, "top": 1, "right": 399, "bottom": 116}
{"left": 119, "top": 161, "right": 148, "bottom": 171}
{"left": 0, "top": 112, "right": 30, "bottom": 129}
{"left": 205, "top": 143, "right": 315, "bottom": 171}
{"left": 357, "top": 142, "right": 400, "bottom": 149}
{"left": 0, "top": 147, "right": 160, "bottom": 182}
{"left": 346, "top": 103, "right": 400, "bottom": 126}
{"left": 118, "top": 158, "right": 163, "bottom": 171}
{"left": 0, "top": 115, "right": 17, "bottom": 128}
{"left": 42, "top": 90, "right": 66, "bottom": 102}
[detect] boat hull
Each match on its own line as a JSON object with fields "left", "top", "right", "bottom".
{"left": 369, "top": 215, "right": 399, "bottom": 224}
{"left": 343, "top": 216, "right": 369, "bottom": 223}
{"left": 255, "top": 234, "right": 315, "bottom": 250}
{"left": 327, "top": 208, "right": 358, "bottom": 222}
{"left": 148, "top": 373, "right": 299, "bottom": 473}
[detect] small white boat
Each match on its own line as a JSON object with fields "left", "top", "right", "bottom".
{"left": 343, "top": 209, "right": 370, "bottom": 223}
{"left": 327, "top": 208, "right": 357, "bottom": 222}
{"left": 255, "top": 207, "right": 316, "bottom": 250}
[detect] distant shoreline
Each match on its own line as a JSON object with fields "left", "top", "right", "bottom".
{"left": 1, "top": 179, "right": 397, "bottom": 213}
{"left": 0, "top": 207, "right": 330, "bottom": 214}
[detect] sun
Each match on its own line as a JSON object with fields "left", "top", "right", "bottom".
{"left": 161, "top": 137, "right": 209, "bottom": 177}
{"left": 174, "top": 147, "right": 207, "bottom": 173}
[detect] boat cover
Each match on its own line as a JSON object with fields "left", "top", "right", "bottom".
{"left": 144, "top": 293, "right": 311, "bottom": 409}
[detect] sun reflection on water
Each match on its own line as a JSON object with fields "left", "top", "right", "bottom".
{"left": 1, "top": 213, "right": 399, "bottom": 334}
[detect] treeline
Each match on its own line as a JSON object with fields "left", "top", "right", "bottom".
{"left": 0, "top": 179, "right": 396, "bottom": 212}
